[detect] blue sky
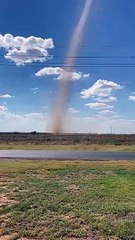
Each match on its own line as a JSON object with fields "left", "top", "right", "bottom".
{"left": 0, "top": 0, "right": 135, "bottom": 133}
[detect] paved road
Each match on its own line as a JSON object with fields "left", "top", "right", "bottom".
{"left": 0, "top": 150, "right": 135, "bottom": 161}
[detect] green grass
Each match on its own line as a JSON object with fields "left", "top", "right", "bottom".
{"left": 0, "top": 143, "right": 135, "bottom": 151}
{"left": 0, "top": 160, "right": 135, "bottom": 240}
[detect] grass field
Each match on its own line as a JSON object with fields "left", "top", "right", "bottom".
{"left": 0, "top": 144, "right": 135, "bottom": 152}
{"left": 0, "top": 160, "right": 135, "bottom": 240}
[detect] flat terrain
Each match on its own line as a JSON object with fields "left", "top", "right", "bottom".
{"left": 0, "top": 160, "right": 135, "bottom": 240}
{"left": 1, "top": 144, "right": 135, "bottom": 152}
{"left": 0, "top": 133, "right": 135, "bottom": 151}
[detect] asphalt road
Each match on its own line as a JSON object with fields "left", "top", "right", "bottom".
{"left": 0, "top": 150, "right": 135, "bottom": 161}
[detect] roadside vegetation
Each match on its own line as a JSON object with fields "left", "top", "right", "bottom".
{"left": 0, "top": 133, "right": 135, "bottom": 152}
{"left": 0, "top": 160, "right": 135, "bottom": 240}
{"left": 0, "top": 143, "right": 135, "bottom": 152}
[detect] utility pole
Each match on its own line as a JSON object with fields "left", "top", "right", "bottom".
{"left": 110, "top": 126, "right": 113, "bottom": 134}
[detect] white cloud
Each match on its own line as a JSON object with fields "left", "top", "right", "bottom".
{"left": 35, "top": 67, "right": 89, "bottom": 81}
{"left": 0, "top": 94, "right": 14, "bottom": 98}
{"left": 24, "top": 113, "right": 44, "bottom": 119}
{"left": 0, "top": 105, "right": 7, "bottom": 111}
{"left": 129, "top": 96, "right": 135, "bottom": 101}
{"left": 36, "top": 67, "right": 62, "bottom": 77}
{"left": 4, "top": 113, "right": 25, "bottom": 120}
{"left": 85, "top": 102, "right": 114, "bottom": 109}
{"left": 99, "top": 110, "right": 116, "bottom": 115}
{"left": 94, "top": 96, "right": 117, "bottom": 103}
{"left": 31, "top": 88, "right": 38, "bottom": 94}
{"left": 81, "top": 79, "right": 122, "bottom": 99}
{"left": 0, "top": 34, "right": 54, "bottom": 65}
{"left": 68, "top": 108, "right": 80, "bottom": 114}
{"left": 0, "top": 107, "right": 46, "bottom": 120}
{"left": 83, "top": 73, "right": 90, "bottom": 78}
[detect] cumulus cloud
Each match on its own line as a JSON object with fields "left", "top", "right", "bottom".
{"left": 0, "top": 94, "right": 14, "bottom": 98}
{"left": 0, "top": 105, "right": 7, "bottom": 111}
{"left": 80, "top": 79, "right": 122, "bottom": 99}
{"left": 99, "top": 110, "right": 116, "bottom": 115}
{"left": 35, "top": 67, "right": 89, "bottom": 81}
{"left": 129, "top": 96, "right": 135, "bottom": 101}
{"left": 94, "top": 96, "right": 117, "bottom": 103}
{"left": 85, "top": 102, "right": 114, "bottom": 109}
{"left": 68, "top": 108, "right": 80, "bottom": 114}
{"left": 83, "top": 73, "right": 90, "bottom": 78}
{"left": 0, "top": 34, "right": 54, "bottom": 65}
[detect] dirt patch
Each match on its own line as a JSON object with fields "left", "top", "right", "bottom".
{"left": 124, "top": 212, "right": 135, "bottom": 222}
{"left": 67, "top": 236, "right": 118, "bottom": 240}
{"left": 0, "top": 194, "right": 17, "bottom": 207}
{"left": 18, "top": 238, "right": 32, "bottom": 240}
{"left": 0, "top": 213, "right": 11, "bottom": 234}
{"left": 67, "top": 236, "right": 99, "bottom": 240}
{"left": 0, "top": 176, "right": 14, "bottom": 184}
{"left": 0, "top": 233, "right": 18, "bottom": 240}
{"left": 65, "top": 184, "right": 80, "bottom": 193}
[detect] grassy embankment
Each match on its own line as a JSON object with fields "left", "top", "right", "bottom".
{"left": 0, "top": 160, "right": 135, "bottom": 240}
{"left": 0, "top": 144, "right": 135, "bottom": 151}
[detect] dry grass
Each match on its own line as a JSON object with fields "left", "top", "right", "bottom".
{"left": 0, "top": 143, "right": 135, "bottom": 152}
{"left": 0, "top": 160, "right": 135, "bottom": 240}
